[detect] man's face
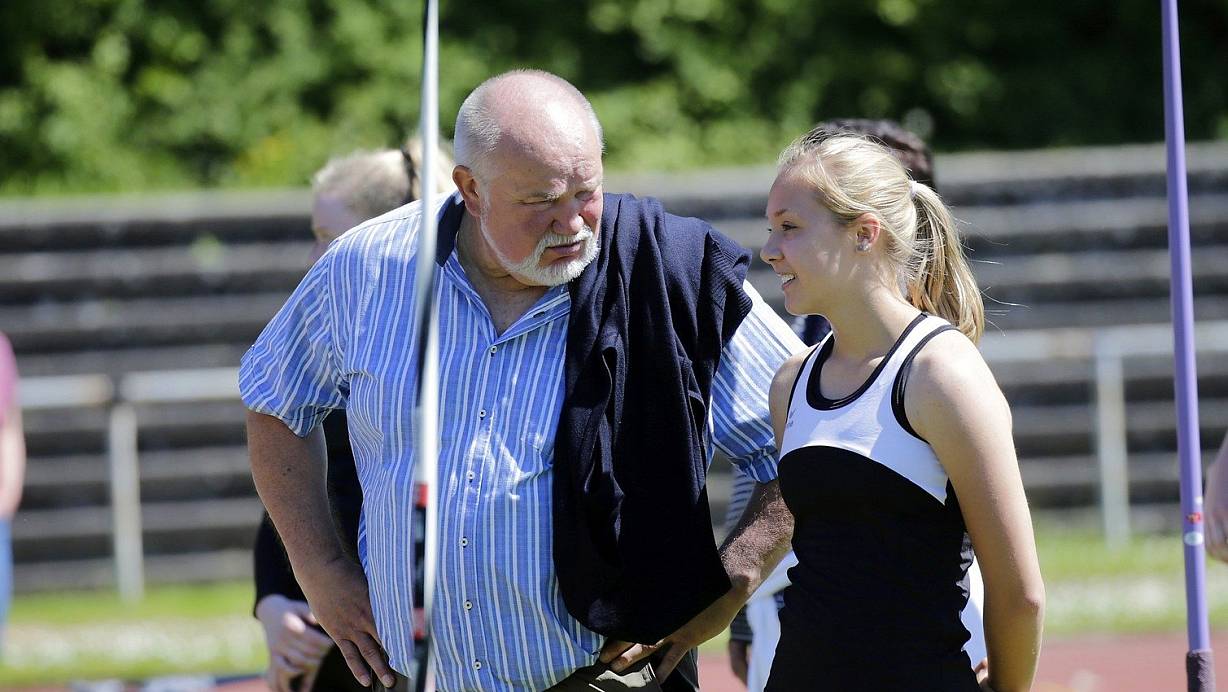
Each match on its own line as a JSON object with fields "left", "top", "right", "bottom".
{"left": 462, "top": 118, "right": 604, "bottom": 287}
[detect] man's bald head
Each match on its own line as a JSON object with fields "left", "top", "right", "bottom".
{"left": 454, "top": 70, "right": 604, "bottom": 181}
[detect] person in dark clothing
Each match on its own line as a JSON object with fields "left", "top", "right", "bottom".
{"left": 253, "top": 142, "right": 451, "bottom": 692}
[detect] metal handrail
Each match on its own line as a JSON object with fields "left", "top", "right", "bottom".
{"left": 16, "top": 322, "right": 1228, "bottom": 597}
{"left": 18, "top": 366, "right": 238, "bottom": 600}
{"left": 983, "top": 320, "right": 1228, "bottom": 546}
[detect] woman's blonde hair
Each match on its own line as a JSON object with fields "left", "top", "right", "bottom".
{"left": 778, "top": 131, "right": 984, "bottom": 343}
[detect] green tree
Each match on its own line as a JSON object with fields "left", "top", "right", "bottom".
{"left": 0, "top": 0, "right": 1224, "bottom": 195}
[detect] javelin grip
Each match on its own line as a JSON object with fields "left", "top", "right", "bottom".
{"left": 1187, "top": 650, "right": 1215, "bottom": 692}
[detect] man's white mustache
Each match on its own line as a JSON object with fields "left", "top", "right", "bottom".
{"left": 542, "top": 226, "right": 594, "bottom": 250}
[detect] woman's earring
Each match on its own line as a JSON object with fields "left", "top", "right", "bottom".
{"left": 856, "top": 238, "right": 871, "bottom": 252}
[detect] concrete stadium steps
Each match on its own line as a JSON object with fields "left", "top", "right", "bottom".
{"left": 16, "top": 343, "right": 250, "bottom": 378}
{"left": 0, "top": 188, "right": 309, "bottom": 251}
{"left": 13, "top": 549, "right": 253, "bottom": 593}
{"left": 975, "top": 246, "right": 1228, "bottom": 299}
{"left": 0, "top": 242, "right": 312, "bottom": 302}
{"left": 2, "top": 292, "right": 288, "bottom": 354}
{"left": 1010, "top": 397, "right": 1228, "bottom": 456}
{"left": 713, "top": 192, "right": 1228, "bottom": 251}
{"left": 23, "top": 402, "right": 249, "bottom": 454}
{"left": 607, "top": 142, "right": 1228, "bottom": 218}
{"left": 1020, "top": 451, "right": 1219, "bottom": 506}
{"left": 5, "top": 140, "right": 1228, "bottom": 592}
{"left": 13, "top": 496, "right": 263, "bottom": 563}
{"left": 22, "top": 446, "right": 253, "bottom": 508}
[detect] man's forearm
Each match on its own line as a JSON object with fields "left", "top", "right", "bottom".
{"left": 247, "top": 410, "right": 348, "bottom": 578}
{"left": 719, "top": 479, "right": 792, "bottom": 599}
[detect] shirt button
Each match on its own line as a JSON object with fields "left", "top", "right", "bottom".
{"left": 489, "top": 346, "right": 497, "bottom": 355}
{"left": 473, "top": 660, "right": 482, "bottom": 670}
{"left": 460, "top": 537, "right": 469, "bottom": 547}
{"left": 478, "top": 409, "right": 486, "bottom": 419}
{"left": 464, "top": 600, "right": 473, "bottom": 610}
{"left": 466, "top": 471, "right": 475, "bottom": 481}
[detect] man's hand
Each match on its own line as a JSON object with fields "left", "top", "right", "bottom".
{"left": 728, "top": 639, "right": 751, "bottom": 686}
{"left": 599, "top": 589, "right": 744, "bottom": 681}
{"left": 297, "top": 555, "right": 396, "bottom": 689}
{"left": 248, "top": 412, "right": 396, "bottom": 689}
{"left": 256, "top": 594, "right": 335, "bottom": 692}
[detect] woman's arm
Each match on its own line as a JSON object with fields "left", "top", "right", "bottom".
{"left": 907, "top": 331, "right": 1044, "bottom": 692}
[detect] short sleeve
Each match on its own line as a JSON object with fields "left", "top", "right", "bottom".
{"left": 239, "top": 257, "right": 346, "bottom": 436}
{"left": 709, "top": 282, "right": 804, "bottom": 484}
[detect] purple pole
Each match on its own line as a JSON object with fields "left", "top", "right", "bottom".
{"left": 1160, "top": 1, "right": 1214, "bottom": 689}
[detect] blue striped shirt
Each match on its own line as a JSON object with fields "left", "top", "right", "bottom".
{"left": 240, "top": 194, "right": 801, "bottom": 690}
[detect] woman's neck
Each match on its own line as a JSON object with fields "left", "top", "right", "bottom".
{"left": 822, "top": 286, "right": 921, "bottom": 362}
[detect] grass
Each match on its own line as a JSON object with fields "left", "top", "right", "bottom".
{"left": 1035, "top": 521, "right": 1228, "bottom": 637}
{"left": 2, "top": 582, "right": 265, "bottom": 685}
{"left": 4, "top": 526, "right": 1227, "bottom": 685}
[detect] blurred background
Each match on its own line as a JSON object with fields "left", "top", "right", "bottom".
{"left": 2, "top": 0, "right": 1228, "bottom": 690}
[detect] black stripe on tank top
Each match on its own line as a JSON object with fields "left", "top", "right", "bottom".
{"left": 786, "top": 341, "right": 824, "bottom": 412}
{"left": 891, "top": 324, "right": 960, "bottom": 442}
{"left": 806, "top": 312, "right": 927, "bottom": 411}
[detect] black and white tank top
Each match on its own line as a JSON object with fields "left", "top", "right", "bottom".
{"left": 780, "top": 312, "right": 958, "bottom": 501}
{"left": 772, "top": 312, "right": 975, "bottom": 669}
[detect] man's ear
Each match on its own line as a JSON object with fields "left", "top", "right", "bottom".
{"left": 453, "top": 165, "right": 481, "bottom": 215}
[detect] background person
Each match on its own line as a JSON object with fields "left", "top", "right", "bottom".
{"left": 725, "top": 119, "right": 987, "bottom": 691}
{"left": 253, "top": 141, "right": 452, "bottom": 692}
{"left": 758, "top": 130, "right": 1043, "bottom": 690}
{"left": 0, "top": 332, "right": 25, "bottom": 656}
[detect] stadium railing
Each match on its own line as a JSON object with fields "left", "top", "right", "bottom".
{"left": 16, "top": 320, "right": 1228, "bottom": 598}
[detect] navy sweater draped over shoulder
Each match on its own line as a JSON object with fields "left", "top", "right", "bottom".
{"left": 556, "top": 193, "right": 754, "bottom": 643}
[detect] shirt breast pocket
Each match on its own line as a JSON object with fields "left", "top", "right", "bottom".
{"left": 516, "top": 429, "right": 554, "bottom": 476}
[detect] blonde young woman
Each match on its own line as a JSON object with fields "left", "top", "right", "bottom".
{"left": 758, "top": 131, "right": 1044, "bottom": 691}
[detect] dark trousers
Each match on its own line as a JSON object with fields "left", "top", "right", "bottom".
{"left": 296, "top": 647, "right": 370, "bottom": 692}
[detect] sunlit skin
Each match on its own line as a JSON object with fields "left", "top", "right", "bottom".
{"left": 760, "top": 168, "right": 922, "bottom": 395}
{"left": 452, "top": 99, "right": 604, "bottom": 296}
{"left": 760, "top": 170, "right": 860, "bottom": 318}
{"left": 308, "top": 193, "right": 364, "bottom": 264}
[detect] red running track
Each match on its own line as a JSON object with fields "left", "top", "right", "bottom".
{"left": 15, "top": 632, "right": 1228, "bottom": 691}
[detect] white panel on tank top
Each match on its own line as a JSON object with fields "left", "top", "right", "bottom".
{"left": 780, "top": 314, "right": 954, "bottom": 505}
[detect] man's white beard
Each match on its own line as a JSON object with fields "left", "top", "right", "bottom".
{"left": 482, "top": 217, "right": 600, "bottom": 287}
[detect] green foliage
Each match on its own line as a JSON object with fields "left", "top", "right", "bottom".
{"left": 0, "top": 0, "right": 1226, "bottom": 195}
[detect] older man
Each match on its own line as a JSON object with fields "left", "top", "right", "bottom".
{"left": 242, "top": 70, "right": 800, "bottom": 691}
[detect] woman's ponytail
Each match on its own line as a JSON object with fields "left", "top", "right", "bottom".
{"left": 908, "top": 182, "right": 984, "bottom": 343}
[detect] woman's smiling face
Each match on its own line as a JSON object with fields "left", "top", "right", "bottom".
{"left": 760, "top": 169, "right": 855, "bottom": 316}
